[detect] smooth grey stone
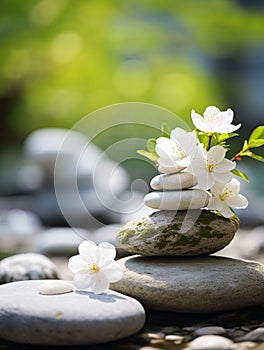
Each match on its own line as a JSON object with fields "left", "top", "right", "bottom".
{"left": 144, "top": 190, "right": 210, "bottom": 210}
{"left": 111, "top": 256, "right": 264, "bottom": 313}
{"left": 0, "top": 280, "right": 145, "bottom": 345}
{"left": 0, "top": 209, "right": 42, "bottom": 253}
{"left": 189, "top": 335, "right": 234, "bottom": 349}
{"left": 35, "top": 227, "right": 89, "bottom": 255}
{"left": 150, "top": 172, "right": 197, "bottom": 190}
{"left": 0, "top": 253, "right": 59, "bottom": 284}
{"left": 24, "top": 128, "right": 87, "bottom": 172}
{"left": 235, "top": 327, "right": 264, "bottom": 342}
{"left": 38, "top": 280, "right": 73, "bottom": 295}
{"left": 194, "top": 326, "right": 226, "bottom": 336}
{"left": 117, "top": 210, "right": 238, "bottom": 256}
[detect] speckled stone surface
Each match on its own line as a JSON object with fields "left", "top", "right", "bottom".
{"left": 111, "top": 255, "right": 264, "bottom": 313}
{"left": 0, "top": 280, "right": 145, "bottom": 345}
{"left": 117, "top": 210, "right": 238, "bottom": 256}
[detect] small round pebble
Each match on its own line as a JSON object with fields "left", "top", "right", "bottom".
{"left": 235, "top": 342, "right": 258, "bottom": 350}
{"left": 189, "top": 335, "right": 234, "bottom": 350}
{"left": 38, "top": 280, "right": 73, "bottom": 295}
{"left": 165, "top": 334, "right": 184, "bottom": 343}
{"left": 194, "top": 326, "right": 226, "bottom": 336}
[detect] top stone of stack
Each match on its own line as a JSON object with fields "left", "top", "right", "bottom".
{"left": 144, "top": 171, "right": 210, "bottom": 211}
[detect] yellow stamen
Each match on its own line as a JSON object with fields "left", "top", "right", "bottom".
{"left": 207, "top": 163, "right": 215, "bottom": 172}
{"left": 220, "top": 190, "right": 231, "bottom": 201}
{"left": 173, "top": 145, "right": 185, "bottom": 158}
{"left": 207, "top": 113, "right": 219, "bottom": 128}
{"left": 90, "top": 264, "right": 100, "bottom": 272}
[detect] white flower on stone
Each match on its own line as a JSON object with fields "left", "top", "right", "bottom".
{"left": 68, "top": 240, "right": 123, "bottom": 294}
{"left": 208, "top": 178, "right": 248, "bottom": 218}
{"left": 189, "top": 145, "right": 235, "bottom": 190}
{"left": 156, "top": 128, "right": 197, "bottom": 174}
{"left": 191, "top": 106, "right": 241, "bottom": 134}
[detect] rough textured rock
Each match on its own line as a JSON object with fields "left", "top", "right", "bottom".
{"left": 144, "top": 189, "right": 210, "bottom": 210}
{"left": 117, "top": 210, "right": 238, "bottom": 256}
{"left": 111, "top": 255, "right": 264, "bottom": 313}
{"left": 0, "top": 253, "right": 59, "bottom": 284}
{"left": 0, "top": 280, "right": 145, "bottom": 345}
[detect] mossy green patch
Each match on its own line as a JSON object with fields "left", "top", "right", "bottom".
{"left": 118, "top": 229, "right": 136, "bottom": 244}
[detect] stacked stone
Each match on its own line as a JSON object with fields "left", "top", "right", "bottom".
{"left": 111, "top": 170, "right": 264, "bottom": 313}
{"left": 116, "top": 170, "right": 238, "bottom": 257}
{"left": 144, "top": 171, "right": 209, "bottom": 211}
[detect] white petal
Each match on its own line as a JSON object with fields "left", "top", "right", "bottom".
{"left": 214, "top": 159, "right": 236, "bottom": 173}
{"left": 216, "top": 121, "right": 241, "bottom": 134}
{"left": 98, "top": 242, "right": 116, "bottom": 262}
{"left": 156, "top": 137, "right": 179, "bottom": 158}
{"left": 218, "top": 202, "right": 234, "bottom": 218}
{"left": 91, "top": 272, "right": 110, "bottom": 294}
{"left": 191, "top": 110, "right": 207, "bottom": 132}
{"left": 78, "top": 240, "right": 98, "bottom": 263}
{"left": 204, "top": 106, "right": 221, "bottom": 117}
{"left": 204, "top": 106, "right": 222, "bottom": 131}
{"left": 207, "top": 197, "right": 222, "bottom": 211}
{"left": 225, "top": 194, "right": 248, "bottom": 208}
{"left": 218, "top": 108, "right": 234, "bottom": 125}
{"left": 210, "top": 182, "right": 225, "bottom": 195}
{"left": 102, "top": 260, "right": 123, "bottom": 282}
{"left": 212, "top": 171, "right": 233, "bottom": 183}
{"left": 68, "top": 255, "right": 87, "bottom": 273}
{"left": 225, "top": 178, "right": 240, "bottom": 194}
{"left": 73, "top": 270, "right": 96, "bottom": 289}
{"left": 170, "top": 128, "right": 188, "bottom": 145}
{"left": 197, "top": 172, "right": 214, "bottom": 190}
{"left": 158, "top": 160, "right": 184, "bottom": 174}
{"left": 177, "top": 156, "right": 191, "bottom": 167}
{"left": 208, "top": 145, "right": 226, "bottom": 164}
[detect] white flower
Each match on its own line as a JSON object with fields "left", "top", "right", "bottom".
{"left": 208, "top": 179, "right": 248, "bottom": 218}
{"left": 191, "top": 106, "right": 241, "bottom": 134}
{"left": 68, "top": 240, "right": 123, "bottom": 294}
{"left": 156, "top": 128, "right": 197, "bottom": 174}
{"left": 189, "top": 145, "right": 235, "bottom": 190}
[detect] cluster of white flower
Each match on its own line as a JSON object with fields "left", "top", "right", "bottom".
{"left": 68, "top": 240, "right": 123, "bottom": 294}
{"left": 155, "top": 106, "right": 248, "bottom": 218}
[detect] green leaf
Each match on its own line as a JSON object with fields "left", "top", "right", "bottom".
{"left": 196, "top": 132, "right": 208, "bottom": 148}
{"left": 247, "top": 139, "right": 264, "bottom": 148}
{"left": 231, "top": 169, "right": 249, "bottom": 182}
{"left": 161, "top": 123, "right": 172, "bottom": 138}
{"left": 147, "top": 138, "right": 157, "bottom": 154}
{"left": 241, "top": 140, "right": 249, "bottom": 152}
{"left": 136, "top": 150, "right": 158, "bottom": 163}
{"left": 243, "top": 151, "right": 264, "bottom": 162}
{"left": 249, "top": 125, "right": 264, "bottom": 142}
{"left": 218, "top": 132, "right": 238, "bottom": 143}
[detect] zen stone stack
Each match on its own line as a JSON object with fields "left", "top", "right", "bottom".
{"left": 112, "top": 170, "right": 264, "bottom": 313}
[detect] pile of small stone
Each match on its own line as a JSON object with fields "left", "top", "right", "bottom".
{"left": 111, "top": 171, "right": 264, "bottom": 314}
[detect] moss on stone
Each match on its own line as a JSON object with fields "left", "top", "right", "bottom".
{"left": 118, "top": 229, "right": 135, "bottom": 244}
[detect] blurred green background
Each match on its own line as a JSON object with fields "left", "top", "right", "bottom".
{"left": 1, "top": 0, "right": 264, "bottom": 168}
{"left": 1, "top": 0, "right": 264, "bottom": 141}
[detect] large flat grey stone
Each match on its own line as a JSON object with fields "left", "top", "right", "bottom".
{"left": 0, "top": 280, "right": 145, "bottom": 345}
{"left": 111, "top": 255, "right": 264, "bottom": 313}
